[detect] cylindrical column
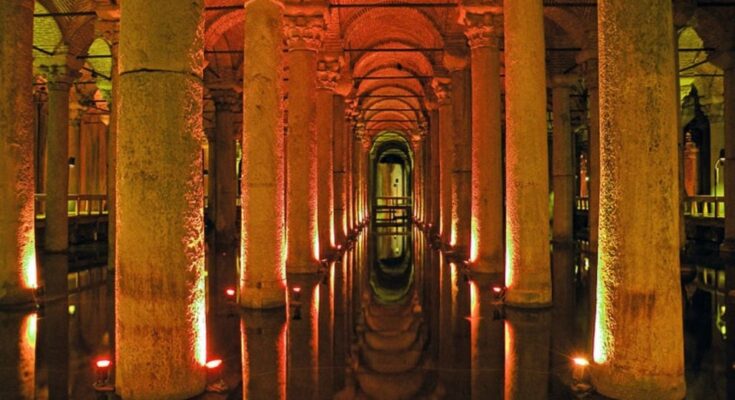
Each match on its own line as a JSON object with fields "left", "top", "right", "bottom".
{"left": 449, "top": 65, "right": 472, "bottom": 255}
{"left": 284, "top": 12, "right": 324, "bottom": 272}
{"left": 429, "top": 108, "right": 441, "bottom": 234}
{"left": 433, "top": 78, "right": 453, "bottom": 245}
{"left": 0, "top": 0, "right": 37, "bottom": 305}
{"left": 116, "top": 0, "right": 207, "bottom": 397}
{"left": 240, "top": 0, "right": 287, "bottom": 308}
{"left": 592, "top": 1, "right": 685, "bottom": 397}
{"left": 504, "top": 0, "right": 551, "bottom": 307}
{"left": 68, "top": 112, "right": 82, "bottom": 195}
{"left": 412, "top": 136, "right": 424, "bottom": 222}
{"left": 462, "top": 10, "right": 503, "bottom": 275}
{"left": 719, "top": 55, "right": 735, "bottom": 252}
{"left": 43, "top": 68, "right": 72, "bottom": 253}
{"left": 581, "top": 56, "right": 600, "bottom": 253}
{"left": 551, "top": 75, "right": 577, "bottom": 245}
{"left": 212, "top": 89, "right": 240, "bottom": 248}
{"left": 316, "top": 57, "right": 340, "bottom": 257}
{"left": 333, "top": 96, "right": 347, "bottom": 245}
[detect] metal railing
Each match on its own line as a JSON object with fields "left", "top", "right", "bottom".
{"left": 35, "top": 194, "right": 108, "bottom": 218}
{"left": 374, "top": 196, "right": 412, "bottom": 226}
{"left": 684, "top": 195, "right": 725, "bottom": 219}
{"left": 575, "top": 197, "right": 589, "bottom": 211}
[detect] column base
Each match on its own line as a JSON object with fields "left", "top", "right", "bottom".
{"left": 591, "top": 363, "right": 685, "bottom": 400}
{"left": 287, "top": 259, "right": 322, "bottom": 274}
{"left": 471, "top": 256, "right": 504, "bottom": 275}
{"left": 505, "top": 288, "right": 552, "bottom": 309}
{"left": 240, "top": 283, "right": 286, "bottom": 309}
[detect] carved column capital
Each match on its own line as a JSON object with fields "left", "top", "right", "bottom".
{"left": 284, "top": 13, "right": 326, "bottom": 52}
{"left": 431, "top": 77, "right": 452, "bottom": 105}
{"left": 460, "top": 9, "right": 502, "bottom": 50}
{"left": 211, "top": 89, "right": 242, "bottom": 113}
{"left": 316, "top": 56, "right": 342, "bottom": 90}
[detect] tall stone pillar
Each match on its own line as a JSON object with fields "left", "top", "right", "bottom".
{"left": 357, "top": 133, "right": 371, "bottom": 224}
{"left": 462, "top": 8, "right": 503, "bottom": 275}
{"left": 42, "top": 65, "right": 73, "bottom": 253}
{"left": 316, "top": 57, "right": 340, "bottom": 257}
{"left": 240, "top": 0, "right": 287, "bottom": 308}
{"left": 333, "top": 95, "right": 348, "bottom": 245}
{"left": 284, "top": 10, "right": 324, "bottom": 272}
{"left": 719, "top": 53, "right": 735, "bottom": 252}
{"left": 592, "top": 1, "right": 685, "bottom": 397}
{"left": 411, "top": 134, "right": 424, "bottom": 222}
{"left": 429, "top": 108, "right": 441, "bottom": 234}
{"left": 211, "top": 89, "right": 240, "bottom": 248}
{"left": 116, "top": 0, "right": 207, "bottom": 397}
{"left": 503, "top": 0, "right": 550, "bottom": 307}
{"left": 551, "top": 75, "right": 577, "bottom": 245}
{"left": 0, "top": 0, "right": 37, "bottom": 305}
{"left": 68, "top": 111, "right": 82, "bottom": 195}
{"left": 578, "top": 52, "right": 599, "bottom": 253}
{"left": 433, "top": 78, "right": 453, "bottom": 245}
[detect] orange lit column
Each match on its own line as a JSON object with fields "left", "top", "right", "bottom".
{"left": 592, "top": 1, "right": 685, "bottom": 397}
{"left": 116, "top": 0, "right": 207, "bottom": 397}
{"left": 357, "top": 132, "right": 371, "bottom": 224}
{"left": 462, "top": 9, "right": 503, "bottom": 274}
{"left": 68, "top": 111, "right": 82, "bottom": 196}
{"left": 240, "top": 0, "right": 287, "bottom": 308}
{"left": 344, "top": 109, "right": 355, "bottom": 233}
{"left": 316, "top": 57, "right": 340, "bottom": 257}
{"left": 718, "top": 53, "right": 735, "bottom": 252}
{"left": 428, "top": 108, "right": 441, "bottom": 233}
{"left": 333, "top": 95, "right": 348, "bottom": 245}
{"left": 433, "top": 78, "right": 453, "bottom": 246}
{"left": 351, "top": 121, "right": 362, "bottom": 228}
{"left": 42, "top": 63, "right": 73, "bottom": 253}
{"left": 0, "top": 0, "right": 37, "bottom": 305}
{"left": 212, "top": 89, "right": 240, "bottom": 248}
{"left": 241, "top": 310, "right": 288, "bottom": 399}
{"left": 578, "top": 52, "right": 600, "bottom": 253}
{"left": 503, "top": 0, "right": 551, "bottom": 307}
{"left": 284, "top": 10, "right": 324, "bottom": 272}
{"left": 411, "top": 133, "right": 424, "bottom": 222}
{"left": 551, "top": 75, "right": 577, "bottom": 246}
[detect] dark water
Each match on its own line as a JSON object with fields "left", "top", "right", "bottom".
{"left": 0, "top": 228, "right": 728, "bottom": 399}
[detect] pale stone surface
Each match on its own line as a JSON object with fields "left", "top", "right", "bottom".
{"left": 503, "top": 0, "right": 551, "bottom": 307}
{"left": 592, "top": 1, "right": 685, "bottom": 397}
{"left": 464, "top": 13, "right": 503, "bottom": 274}
{"left": 241, "top": 0, "right": 287, "bottom": 308}
{"left": 116, "top": 0, "right": 206, "bottom": 397}
{"left": 551, "top": 75, "right": 577, "bottom": 245}
{"left": 44, "top": 74, "right": 71, "bottom": 253}
{"left": 0, "top": 0, "right": 36, "bottom": 305}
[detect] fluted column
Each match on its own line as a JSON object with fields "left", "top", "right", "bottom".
{"left": 551, "top": 75, "right": 577, "bottom": 245}
{"left": 462, "top": 8, "right": 503, "bottom": 275}
{"left": 718, "top": 53, "right": 735, "bottom": 252}
{"left": 316, "top": 56, "right": 340, "bottom": 257}
{"left": 0, "top": 0, "right": 37, "bottom": 305}
{"left": 503, "top": 0, "right": 551, "bottom": 307}
{"left": 592, "top": 1, "right": 685, "bottom": 397}
{"left": 240, "top": 0, "right": 287, "bottom": 308}
{"left": 116, "top": 0, "right": 207, "bottom": 397}
{"left": 433, "top": 78, "right": 453, "bottom": 245}
{"left": 284, "top": 11, "right": 324, "bottom": 272}
{"left": 42, "top": 64, "right": 73, "bottom": 253}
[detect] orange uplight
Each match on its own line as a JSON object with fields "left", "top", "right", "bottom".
{"left": 292, "top": 286, "right": 301, "bottom": 293}
{"left": 225, "top": 288, "right": 236, "bottom": 297}
{"left": 96, "top": 359, "right": 111, "bottom": 369}
{"left": 573, "top": 357, "right": 589, "bottom": 367}
{"left": 206, "top": 359, "right": 223, "bottom": 369}
{"left": 492, "top": 286, "right": 503, "bottom": 293}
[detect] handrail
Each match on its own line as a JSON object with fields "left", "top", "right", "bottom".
{"left": 684, "top": 195, "right": 725, "bottom": 219}
{"left": 35, "top": 193, "right": 108, "bottom": 218}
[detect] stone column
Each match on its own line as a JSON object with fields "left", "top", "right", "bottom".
{"left": 42, "top": 65, "right": 73, "bottom": 253}
{"left": 116, "top": 0, "right": 207, "bottom": 397}
{"left": 411, "top": 134, "right": 424, "bottom": 222}
{"left": 429, "top": 108, "right": 441, "bottom": 234}
{"left": 316, "top": 57, "right": 340, "bottom": 257}
{"left": 578, "top": 52, "right": 599, "bottom": 253}
{"left": 446, "top": 49, "right": 472, "bottom": 255}
{"left": 0, "top": 0, "right": 36, "bottom": 305}
{"left": 551, "top": 75, "right": 577, "bottom": 245}
{"left": 333, "top": 96, "right": 348, "bottom": 245}
{"left": 357, "top": 134, "right": 371, "bottom": 224}
{"left": 504, "top": 0, "right": 551, "bottom": 307}
{"left": 284, "top": 10, "right": 324, "bottom": 272}
{"left": 240, "top": 0, "right": 287, "bottom": 308}
{"left": 462, "top": 8, "right": 503, "bottom": 275}
{"left": 433, "top": 78, "right": 453, "bottom": 245}
{"left": 211, "top": 89, "right": 240, "bottom": 248}
{"left": 719, "top": 53, "right": 735, "bottom": 252}
{"left": 68, "top": 110, "right": 83, "bottom": 195}
{"left": 592, "top": 1, "right": 685, "bottom": 397}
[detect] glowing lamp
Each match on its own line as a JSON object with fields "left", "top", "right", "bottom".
{"left": 206, "top": 359, "right": 223, "bottom": 369}
{"left": 292, "top": 286, "right": 301, "bottom": 293}
{"left": 571, "top": 356, "right": 592, "bottom": 394}
{"left": 94, "top": 358, "right": 112, "bottom": 387}
{"left": 225, "top": 288, "right": 235, "bottom": 298}
{"left": 490, "top": 285, "right": 506, "bottom": 303}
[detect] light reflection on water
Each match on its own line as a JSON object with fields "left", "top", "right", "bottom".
{"left": 0, "top": 231, "right": 729, "bottom": 399}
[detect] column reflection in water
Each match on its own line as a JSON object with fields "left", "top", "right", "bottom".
{"left": 37, "top": 253, "right": 69, "bottom": 399}
{"left": 241, "top": 309, "right": 287, "bottom": 400}
{"left": 551, "top": 245, "right": 578, "bottom": 391}
{"left": 286, "top": 275, "right": 320, "bottom": 400}
{"left": 318, "top": 262, "right": 336, "bottom": 397}
{"left": 207, "top": 245, "right": 241, "bottom": 371}
{"left": 504, "top": 309, "right": 551, "bottom": 400}
{"left": 469, "top": 278, "right": 504, "bottom": 399}
{"left": 0, "top": 312, "right": 37, "bottom": 399}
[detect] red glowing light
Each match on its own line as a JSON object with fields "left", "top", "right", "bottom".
{"left": 96, "top": 359, "right": 111, "bottom": 369}
{"left": 206, "top": 359, "right": 223, "bottom": 369}
{"left": 292, "top": 286, "right": 301, "bottom": 293}
{"left": 492, "top": 286, "right": 503, "bottom": 294}
{"left": 225, "top": 288, "right": 235, "bottom": 297}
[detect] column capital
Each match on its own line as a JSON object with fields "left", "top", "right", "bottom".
{"left": 316, "top": 56, "right": 342, "bottom": 90}
{"left": 550, "top": 74, "right": 580, "bottom": 89}
{"left": 284, "top": 11, "right": 326, "bottom": 52}
{"left": 431, "top": 77, "right": 452, "bottom": 105}
{"left": 211, "top": 88, "right": 242, "bottom": 112}
{"left": 39, "top": 64, "right": 77, "bottom": 91}
{"left": 459, "top": 7, "right": 503, "bottom": 50}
